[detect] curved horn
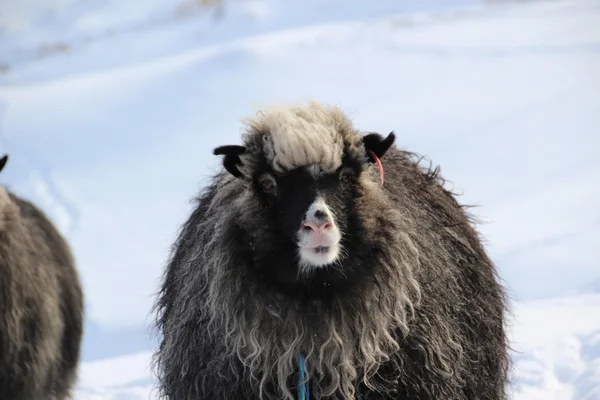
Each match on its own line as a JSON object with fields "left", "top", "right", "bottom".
{"left": 0, "top": 154, "right": 8, "bottom": 173}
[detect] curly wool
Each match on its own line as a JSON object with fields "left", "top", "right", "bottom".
{"left": 198, "top": 180, "right": 424, "bottom": 399}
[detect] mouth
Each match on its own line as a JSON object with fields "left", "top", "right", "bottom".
{"left": 309, "top": 246, "right": 330, "bottom": 254}
{"left": 297, "top": 243, "right": 341, "bottom": 269}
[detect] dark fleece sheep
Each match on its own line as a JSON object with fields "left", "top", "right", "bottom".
{"left": 153, "top": 102, "right": 510, "bottom": 399}
{"left": 0, "top": 155, "right": 84, "bottom": 400}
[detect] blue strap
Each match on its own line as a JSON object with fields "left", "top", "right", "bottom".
{"left": 298, "top": 355, "right": 309, "bottom": 400}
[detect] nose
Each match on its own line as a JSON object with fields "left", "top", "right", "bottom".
{"left": 303, "top": 220, "right": 332, "bottom": 234}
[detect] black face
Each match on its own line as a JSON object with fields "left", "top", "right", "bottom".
{"left": 252, "top": 161, "right": 362, "bottom": 245}
{"left": 238, "top": 160, "right": 369, "bottom": 299}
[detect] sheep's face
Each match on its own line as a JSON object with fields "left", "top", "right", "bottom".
{"left": 252, "top": 162, "right": 359, "bottom": 270}
{"left": 215, "top": 129, "right": 395, "bottom": 273}
{"left": 213, "top": 103, "right": 396, "bottom": 275}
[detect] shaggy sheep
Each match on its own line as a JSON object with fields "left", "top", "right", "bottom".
{"left": 0, "top": 154, "right": 84, "bottom": 400}
{"left": 153, "top": 102, "right": 509, "bottom": 400}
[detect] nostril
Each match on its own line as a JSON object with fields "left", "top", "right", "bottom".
{"left": 321, "top": 222, "right": 333, "bottom": 232}
{"left": 303, "top": 222, "right": 317, "bottom": 232}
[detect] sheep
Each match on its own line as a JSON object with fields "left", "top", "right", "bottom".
{"left": 0, "top": 154, "right": 84, "bottom": 400}
{"left": 152, "top": 102, "right": 510, "bottom": 400}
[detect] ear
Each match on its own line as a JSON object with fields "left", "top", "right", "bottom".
{"left": 213, "top": 145, "right": 246, "bottom": 178}
{"left": 0, "top": 155, "right": 7, "bottom": 173}
{"left": 362, "top": 132, "right": 395, "bottom": 163}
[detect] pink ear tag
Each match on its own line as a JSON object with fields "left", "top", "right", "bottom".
{"left": 368, "top": 150, "right": 384, "bottom": 186}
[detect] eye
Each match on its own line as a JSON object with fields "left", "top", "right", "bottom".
{"left": 259, "top": 175, "right": 277, "bottom": 193}
{"left": 262, "top": 181, "right": 274, "bottom": 192}
{"left": 339, "top": 168, "right": 355, "bottom": 183}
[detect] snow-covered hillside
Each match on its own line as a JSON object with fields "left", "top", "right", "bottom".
{"left": 0, "top": 0, "right": 599, "bottom": 398}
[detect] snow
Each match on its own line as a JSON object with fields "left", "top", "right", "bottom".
{"left": 0, "top": 0, "right": 598, "bottom": 398}
{"left": 509, "top": 294, "right": 600, "bottom": 399}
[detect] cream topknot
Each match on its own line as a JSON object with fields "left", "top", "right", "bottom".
{"left": 241, "top": 101, "right": 357, "bottom": 174}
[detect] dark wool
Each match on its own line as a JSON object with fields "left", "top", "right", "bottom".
{"left": 0, "top": 155, "right": 84, "bottom": 400}
{"left": 153, "top": 103, "right": 510, "bottom": 399}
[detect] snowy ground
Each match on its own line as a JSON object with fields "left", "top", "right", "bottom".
{"left": 1, "top": 0, "right": 599, "bottom": 398}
